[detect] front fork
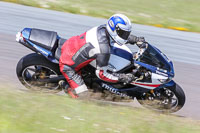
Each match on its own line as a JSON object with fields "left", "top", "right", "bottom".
{"left": 145, "top": 80, "right": 176, "bottom": 101}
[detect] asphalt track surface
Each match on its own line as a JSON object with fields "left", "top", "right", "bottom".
{"left": 0, "top": 2, "right": 200, "bottom": 120}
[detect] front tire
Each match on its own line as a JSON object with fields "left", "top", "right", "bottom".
{"left": 137, "top": 83, "right": 186, "bottom": 113}
{"left": 16, "top": 53, "right": 62, "bottom": 93}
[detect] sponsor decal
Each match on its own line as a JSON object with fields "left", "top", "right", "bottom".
{"left": 101, "top": 83, "right": 130, "bottom": 98}
{"left": 155, "top": 70, "right": 168, "bottom": 77}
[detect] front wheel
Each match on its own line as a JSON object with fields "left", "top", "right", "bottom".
{"left": 136, "top": 84, "right": 185, "bottom": 113}
{"left": 16, "top": 53, "right": 62, "bottom": 93}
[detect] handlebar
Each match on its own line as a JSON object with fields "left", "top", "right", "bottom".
{"left": 133, "top": 42, "right": 148, "bottom": 60}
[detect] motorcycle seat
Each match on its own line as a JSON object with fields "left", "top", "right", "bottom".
{"left": 29, "top": 28, "right": 58, "bottom": 51}
{"left": 55, "top": 38, "right": 67, "bottom": 60}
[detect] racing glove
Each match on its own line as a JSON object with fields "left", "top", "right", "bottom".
{"left": 127, "top": 35, "right": 146, "bottom": 48}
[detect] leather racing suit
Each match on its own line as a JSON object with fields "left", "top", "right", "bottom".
{"left": 59, "top": 24, "right": 142, "bottom": 97}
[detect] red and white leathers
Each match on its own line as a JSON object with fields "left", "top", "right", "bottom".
{"left": 59, "top": 24, "right": 144, "bottom": 98}
{"left": 59, "top": 25, "right": 122, "bottom": 97}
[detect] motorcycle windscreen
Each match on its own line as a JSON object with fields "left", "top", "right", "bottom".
{"left": 137, "top": 44, "right": 171, "bottom": 72}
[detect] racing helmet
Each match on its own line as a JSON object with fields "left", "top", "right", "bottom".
{"left": 106, "top": 14, "right": 132, "bottom": 45}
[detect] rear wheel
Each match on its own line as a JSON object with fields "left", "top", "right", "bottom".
{"left": 136, "top": 84, "right": 185, "bottom": 113}
{"left": 16, "top": 53, "right": 62, "bottom": 93}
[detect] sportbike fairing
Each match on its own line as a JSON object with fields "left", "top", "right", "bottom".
{"left": 132, "top": 44, "right": 175, "bottom": 89}
{"left": 90, "top": 42, "right": 175, "bottom": 90}
{"left": 108, "top": 43, "right": 133, "bottom": 71}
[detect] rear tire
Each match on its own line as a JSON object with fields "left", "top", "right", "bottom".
{"left": 16, "top": 53, "right": 62, "bottom": 92}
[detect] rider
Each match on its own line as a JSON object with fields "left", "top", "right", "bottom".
{"left": 59, "top": 14, "right": 146, "bottom": 98}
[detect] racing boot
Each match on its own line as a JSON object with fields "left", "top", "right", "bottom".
{"left": 75, "top": 84, "right": 90, "bottom": 99}
{"left": 59, "top": 80, "right": 77, "bottom": 98}
{"left": 59, "top": 80, "right": 89, "bottom": 99}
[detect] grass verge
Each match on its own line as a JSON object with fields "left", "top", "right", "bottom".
{"left": 2, "top": 0, "right": 200, "bottom": 32}
{"left": 0, "top": 85, "right": 200, "bottom": 133}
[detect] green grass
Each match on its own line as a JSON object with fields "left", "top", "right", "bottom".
{"left": 2, "top": 0, "right": 200, "bottom": 32}
{"left": 0, "top": 85, "right": 200, "bottom": 133}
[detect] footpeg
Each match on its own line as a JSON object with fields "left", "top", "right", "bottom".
{"left": 59, "top": 80, "right": 69, "bottom": 91}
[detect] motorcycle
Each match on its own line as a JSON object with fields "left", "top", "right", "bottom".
{"left": 16, "top": 28, "right": 185, "bottom": 113}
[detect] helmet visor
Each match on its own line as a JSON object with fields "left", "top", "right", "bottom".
{"left": 116, "top": 27, "right": 131, "bottom": 40}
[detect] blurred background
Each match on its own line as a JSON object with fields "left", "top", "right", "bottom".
{"left": 2, "top": 0, "right": 200, "bottom": 32}
{"left": 0, "top": 0, "right": 200, "bottom": 133}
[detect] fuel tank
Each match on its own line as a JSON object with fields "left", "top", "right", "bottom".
{"left": 109, "top": 43, "right": 133, "bottom": 71}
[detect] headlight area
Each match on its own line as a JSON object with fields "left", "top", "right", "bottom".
{"left": 158, "top": 78, "right": 171, "bottom": 83}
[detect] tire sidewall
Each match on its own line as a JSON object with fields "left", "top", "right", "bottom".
{"left": 16, "top": 53, "right": 61, "bottom": 90}
{"left": 136, "top": 83, "right": 186, "bottom": 113}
